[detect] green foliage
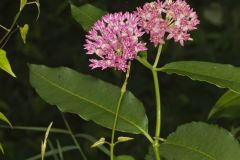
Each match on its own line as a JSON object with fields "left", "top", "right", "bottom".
{"left": 29, "top": 64, "right": 149, "bottom": 135}
{"left": 0, "top": 112, "right": 12, "bottom": 154}
{"left": 19, "top": 24, "right": 29, "bottom": 44}
{"left": 209, "top": 90, "right": 240, "bottom": 119}
{"left": 116, "top": 155, "right": 135, "bottom": 160}
{"left": 0, "top": 112, "right": 12, "bottom": 127}
{"left": 20, "top": 0, "right": 27, "bottom": 11}
{"left": 159, "top": 61, "right": 240, "bottom": 93}
{"left": 71, "top": 3, "right": 106, "bottom": 31}
{"left": 139, "top": 51, "right": 148, "bottom": 60}
{"left": 91, "top": 137, "right": 106, "bottom": 148}
{"left": 161, "top": 122, "right": 240, "bottom": 160}
{"left": 41, "top": 122, "right": 53, "bottom": 160}
{"left": 0, "top": 49, "right": 16, "bottom": 77}
{"left": 0, "top": 143, "right": 3, "bottom": 154}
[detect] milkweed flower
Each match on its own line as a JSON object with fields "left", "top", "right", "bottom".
{"left": 84, "top": 12, "right": 147, "bottom": 71}
{"left": 136, "top": 0, "right": 200, "bottom": 46}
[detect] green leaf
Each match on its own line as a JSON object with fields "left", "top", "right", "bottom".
{"left": 20, "top": 0, "right": 27, "bottom": 11}
{"left": 19, "top": 24, "right": 29, "bottom": 44}
{"left": 159, "top": 61, "right": 240, "bottom": 93}
{"left": 161, "top": 122, "right": 240, "bottom": 160}
{"left": 71, "top": 3, "right": 106, "bottom": 31}
{"left": 0, "top": 143, "right": 4, "bottom": 154}
{"left": 41, "top": 122, "right": 53, "bottom": 160}
{"left": 29, "top": 64, "right": 148, "bottom": 135}
{"left": 209, "top": 90, "right": 240, "bottom": 119}
{"left": 0, "top": 112, "right": 12, "bottom": 127}
{"left": 0, "top": 49, "right": 16, "bottom": 77}
{"left": 116, "top": 155, "right": 135, "bottom": 160}
{"left": 139, "top": 51, "right": 148, "bottom": 60}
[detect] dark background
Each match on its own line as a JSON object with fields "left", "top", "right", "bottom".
{"left": 0, "top": 0, "right": 240, "bottom": 159}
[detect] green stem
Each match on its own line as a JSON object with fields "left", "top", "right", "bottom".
{"left": 136, "top": 56, "right": 153, "bottom": 70}
{"left": 152, "top": 45, "right": 163, "bottom": 160}
{"left": 1, "top": 27, "right": 18, "bottom": 48}
{"left": 0, "top": 11, "right": 21, "bottom": 47}
{"left": 152, "top": 70, "right": 161, "bottom": 160}
{"left": 0, "top": 24, "right": 9, "bottom": 32}
{"left": 153, "top": 45, "right": 163, "bottom": 68}
{"left": 110, "top": 62, "right": 131, "bottom": 160}
{"left": 61, "top": 114, "right": 88, "bottom": 160}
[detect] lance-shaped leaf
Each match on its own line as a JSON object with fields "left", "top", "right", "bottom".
{"left": 209, "top": 90, "right": 240, "bottom": 119}
{"left": 0, "top": 112, "right": 12, "bottom": 127}
{"left": 71, "top": 3, "right": 106, "bottom": 31}
{"left": 161, "top": 122, "right": 240, "bottom": 160}
{"left": 159, "top": 61, "right": 240, "bottom": 93}
{"left": 0, "top": 49, "right": 16, "bottom": 77}
{"left": 29, "top": 64, "right": 149, "bottom": 135}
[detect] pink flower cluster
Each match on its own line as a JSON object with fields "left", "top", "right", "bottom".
{"left": 137, "top": 0, "right": 200, "bottom": 46}
{"left": 84, "top": 12, "right": 147, "bottom": 71}
{"left": 84, "top": 0, "right": 200, "bottom": 71}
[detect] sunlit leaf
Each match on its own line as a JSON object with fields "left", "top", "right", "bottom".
{"left": 19, "top": 24, "right": 29, "bottom": 44}
{"left": 0, "top": 49, "right": 16, "bottom": 77}
{"left": 0, "top": 112, "right": 12, "bottom": 127}
{"left": 161, "top": 122, "right": 240, "bottom": 160}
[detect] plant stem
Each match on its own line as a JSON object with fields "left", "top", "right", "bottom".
{"left": 1, "top": 27, "right": 18, "bottom": 48}
{"left": 152, "top": 45, "right": 163, "bottom": 160}
{"left": 61, "top": 114, "right": 88, "bottom": 160}
{"left": 152, "top": 70, "right": 161, "bottom": 160}
{"left": 136, "top": 56, "right": 153, "bottom": 70}
{"left": 153, "top": 45, "right": 163, "bottom": 68}
{"left": 110, "top": 62, "right": 131, "bottom": 160}
{"left": 0, "top": 11, "right": 21, "bottom": 47}
{"left": 0, "top": 24, "right": 9, "bottom": 32}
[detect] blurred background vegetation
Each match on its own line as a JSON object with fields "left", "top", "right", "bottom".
{"left": 0, "top": 0, "right": 240, "bottom": 159}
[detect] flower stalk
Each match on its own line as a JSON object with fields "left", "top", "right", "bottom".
{"left": 151, "top": 45, "right": 163, "bottom": 160}
{"left": 110, "top": 62, "right": 131, "bottom": 160}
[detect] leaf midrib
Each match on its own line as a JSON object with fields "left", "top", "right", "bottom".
{"left": 165, "top": 141, "right": 216, "bottom": 160}
{"left": 32, "top": 70, "right": 147, "bottom": 134}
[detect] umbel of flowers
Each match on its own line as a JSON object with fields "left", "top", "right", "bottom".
{"left": 84, "top": 12, "right": 147, "bottom": 71}
{"left": 84, "top": 0, "right": 199, "bottom": 71}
